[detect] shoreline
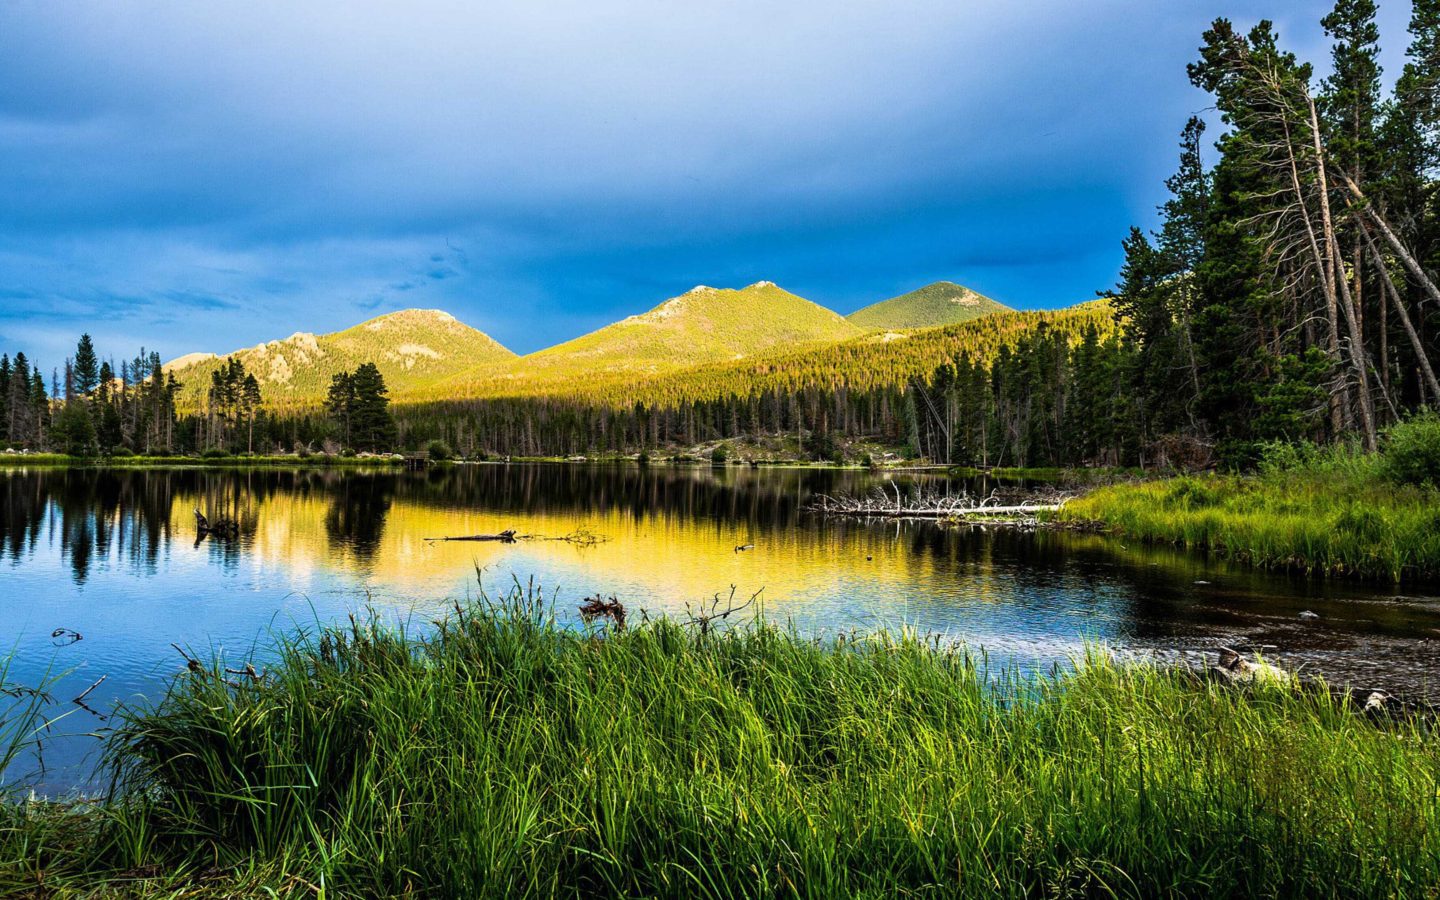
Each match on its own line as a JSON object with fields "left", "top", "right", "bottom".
{"left": 2, "top": 596, "right": 1435, "bottom": 895}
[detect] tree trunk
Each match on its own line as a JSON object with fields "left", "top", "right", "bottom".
{"left": 1308, "top": 97, "right": 1377, "bottom": 450}
{"left": 1363, "top": 232, "right": 1440, "bottom": 403}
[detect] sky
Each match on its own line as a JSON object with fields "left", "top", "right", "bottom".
{"left": 0, "top": 0, "right": 1417, "bottom": 364}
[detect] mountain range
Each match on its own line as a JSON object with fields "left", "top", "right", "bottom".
{"left": 168, "top": 280, "right": 1022, "bottom": 407}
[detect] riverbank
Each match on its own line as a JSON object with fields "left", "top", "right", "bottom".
{"left": 2, "top": 592, "right": 1436, "bottom": 896}
{"left": 0, "top": 452, "right": 405, "bottom": 468}
{"left": 1060, "top": 432, "right": 1440, "bottom": 582}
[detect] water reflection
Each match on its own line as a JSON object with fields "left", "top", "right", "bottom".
{"left": 2, "top": 462, "right": 1439, "bottom": 792}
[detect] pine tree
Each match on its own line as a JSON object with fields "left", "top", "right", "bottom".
{"left": 51, "top": 399, "right": 96, "bottom": 456}
{"left": 326, "top": 371, "right": 356, "bottom": 447}
{"left": 73, "top": 334, "right": 99, "bottom": 397}
{"left": 349, "top": 363, "right": 397, "bottom": 452}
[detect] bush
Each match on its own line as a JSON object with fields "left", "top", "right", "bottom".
{"left": 340, "top": 447, "right": 357, "bottom": 458}
{"left": 1380, "top": 413, "right": 1440, "bottom": 488}
{"left": 1163, "top": 476, "right": 1222, "bottom": 508}
{"left": 108, "top": 447, "right": 135, "bottom": 458}
{"left": 200, "top": 448, "right": 230, "bottom": 460}
{"left": 1255, "top": 440, "right": 1323, "bottom": 477}
{"left": 709, "top": 445, "right": 729, "bottom": 465}
{"left": 426, "top": 440, "right": 455, "bottom": 462}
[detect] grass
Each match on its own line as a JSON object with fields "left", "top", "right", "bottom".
{"left": 0, "top": 453, "right": 404, "bottom": 469}
{"left": 2, "top": 588, "right": 1438, "bottom": 897}
{"left": 1060, "top": 438, "right": 1440, "bottom": 582}
{"left": 950, "top": 465, "right": 1145, "bottom": 484}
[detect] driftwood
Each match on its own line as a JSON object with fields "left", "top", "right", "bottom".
{"left": 428, "top": 529, "right": 519, "bottom": 543}
{"left": 809, "top": 486, "right": 1067, "bottom": 523}
{"left": 684, "top": 586, "right": 763, "bottom": 635}
{"left": 579, "top": 595, "right": 627, "bottom": 629}
{"left": 194, "top": 508, "right": 240, "bottom": 543}
{"left": 426, "top": 528, "right": 608, "bottom": 547}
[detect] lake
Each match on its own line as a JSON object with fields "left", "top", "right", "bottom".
{"left": 4, "top": 462, "right": 1439, "bottom": 792}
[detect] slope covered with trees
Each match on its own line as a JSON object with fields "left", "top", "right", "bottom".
{"left": 903, "top": 0, "right": 1440, "bottom": 472}
{"left": 168, "top": 309, "right": 514, "bottom": 410}
{"left": 394, "top": 302, "right": 1115, "bottom": 458}
{"left": 475, "top": 281, "right": 865, "bottom": 382}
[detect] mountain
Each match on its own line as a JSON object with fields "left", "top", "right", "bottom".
{"left": 524, "top": 282, "right": 863, "bottom": 372}
{"left": 846, "top": 282, "right": 1009, "bottom": 331}
{"left": 169, "top": 309, "right": 515, "bottom": 406}
{"left": 422, "top": 299, "right": 1115, "bottom": 407}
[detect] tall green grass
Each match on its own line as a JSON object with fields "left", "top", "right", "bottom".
{"left": 3, "top": 590, "right": 1438, "bottom": 896}
{"left": 1061, "top": 437, "right": 1440, "bottom": 582}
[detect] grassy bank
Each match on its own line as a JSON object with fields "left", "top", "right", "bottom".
{"left": 0, "top": 453, "right": 404, "bottom": 469}
{"left": 949, "top": 465, "right": 1145, "bottom": 484}
{"left": 3, "top": 593, "right": 1438, "bottom": 897}
{"left": 1060, "top": 429, "right": 1440, "bottom": 582}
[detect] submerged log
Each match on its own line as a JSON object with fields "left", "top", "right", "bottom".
{"left": 427, "top": 529, "right": 518, "bottom": 543}
{"left": 425, "top": 528, "right": 608, "bottom": 546}
{"left": 194, "top": 508, "right": 240, "bottom": 539}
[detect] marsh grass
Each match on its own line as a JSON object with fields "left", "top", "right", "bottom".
{"left": 1061, "top": 441, "right": 1440, "bottom": 581}
{"left": 2, "top": 590, "right": 1439, "bottom": 897}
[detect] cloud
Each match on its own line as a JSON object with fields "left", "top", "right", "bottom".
{"left": 0, "top": 0, "right": 1417, "bottom": 363}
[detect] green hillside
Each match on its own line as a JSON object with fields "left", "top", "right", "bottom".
{"left": 524, "top": 281, "right": 862, "bottom": 372}
{"left": 847, "top": 281, "right": 1009, "bottom": 331}
{"left": 168, "top": 290, "right": 1105, "bottom": 416}
{"left": 169, "top": 309, "right": 515, "bottom": 409}
{"left": 421, "top": 299, "right": 1116, "bottom": 408}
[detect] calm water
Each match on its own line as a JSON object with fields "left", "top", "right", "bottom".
{"left": 4, "top": 463, "right": 1440, "bottom": 792}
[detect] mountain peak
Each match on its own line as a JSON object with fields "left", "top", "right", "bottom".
{"left": 359, "top": 308, "right": 460, "bottom": 330}
{"left": 847, "top": 282, "right": 1009, "bottom": 331}
{"left": 528, "top": 282, "right": 860, "bottom": 369}
{"left": 167, "top": 307, "right": 515, "bottom": 404}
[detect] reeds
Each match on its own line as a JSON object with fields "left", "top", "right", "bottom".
{"left": 1061, "top": 444, "right": 1440, "bottom": 581}
{"left": 3, "top": 590, "right": 1439, "bottom": 896}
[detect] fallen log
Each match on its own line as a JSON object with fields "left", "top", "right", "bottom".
{"left": 427, "top": 529, "right": 518, "bottom": 543}
{"left": 425, "top": 528, "right": 609, "bottom": 546}
{"left": 808, "top": 488, "right": 1066, "bottom": 521}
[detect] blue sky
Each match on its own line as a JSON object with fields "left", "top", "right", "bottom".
{"left": 0, "top": 0, "right": 1414, "bottom": 363}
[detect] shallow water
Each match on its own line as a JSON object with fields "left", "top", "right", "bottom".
{"left": 3, "top": 462, "right": 1439, "bottom": 792}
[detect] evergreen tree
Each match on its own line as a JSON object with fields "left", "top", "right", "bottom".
{"left": 73, "top": 334, "right": 99, "bottom": 397}
{"left": 349, "top": 363, "right": 397, "bottom": 451}
{"left": 326, "top": 371, "right": 356, "bottom": 447}
{"left": 50, "top": 400, "right": 96, "bottom": 456}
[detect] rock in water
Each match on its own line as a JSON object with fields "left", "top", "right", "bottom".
{"left": 1211, "top": 647, "right": 1294, "bottom": 686}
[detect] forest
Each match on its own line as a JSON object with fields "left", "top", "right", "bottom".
{"left": 907, "top": 0, "right": 1440, "bottom": 469}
